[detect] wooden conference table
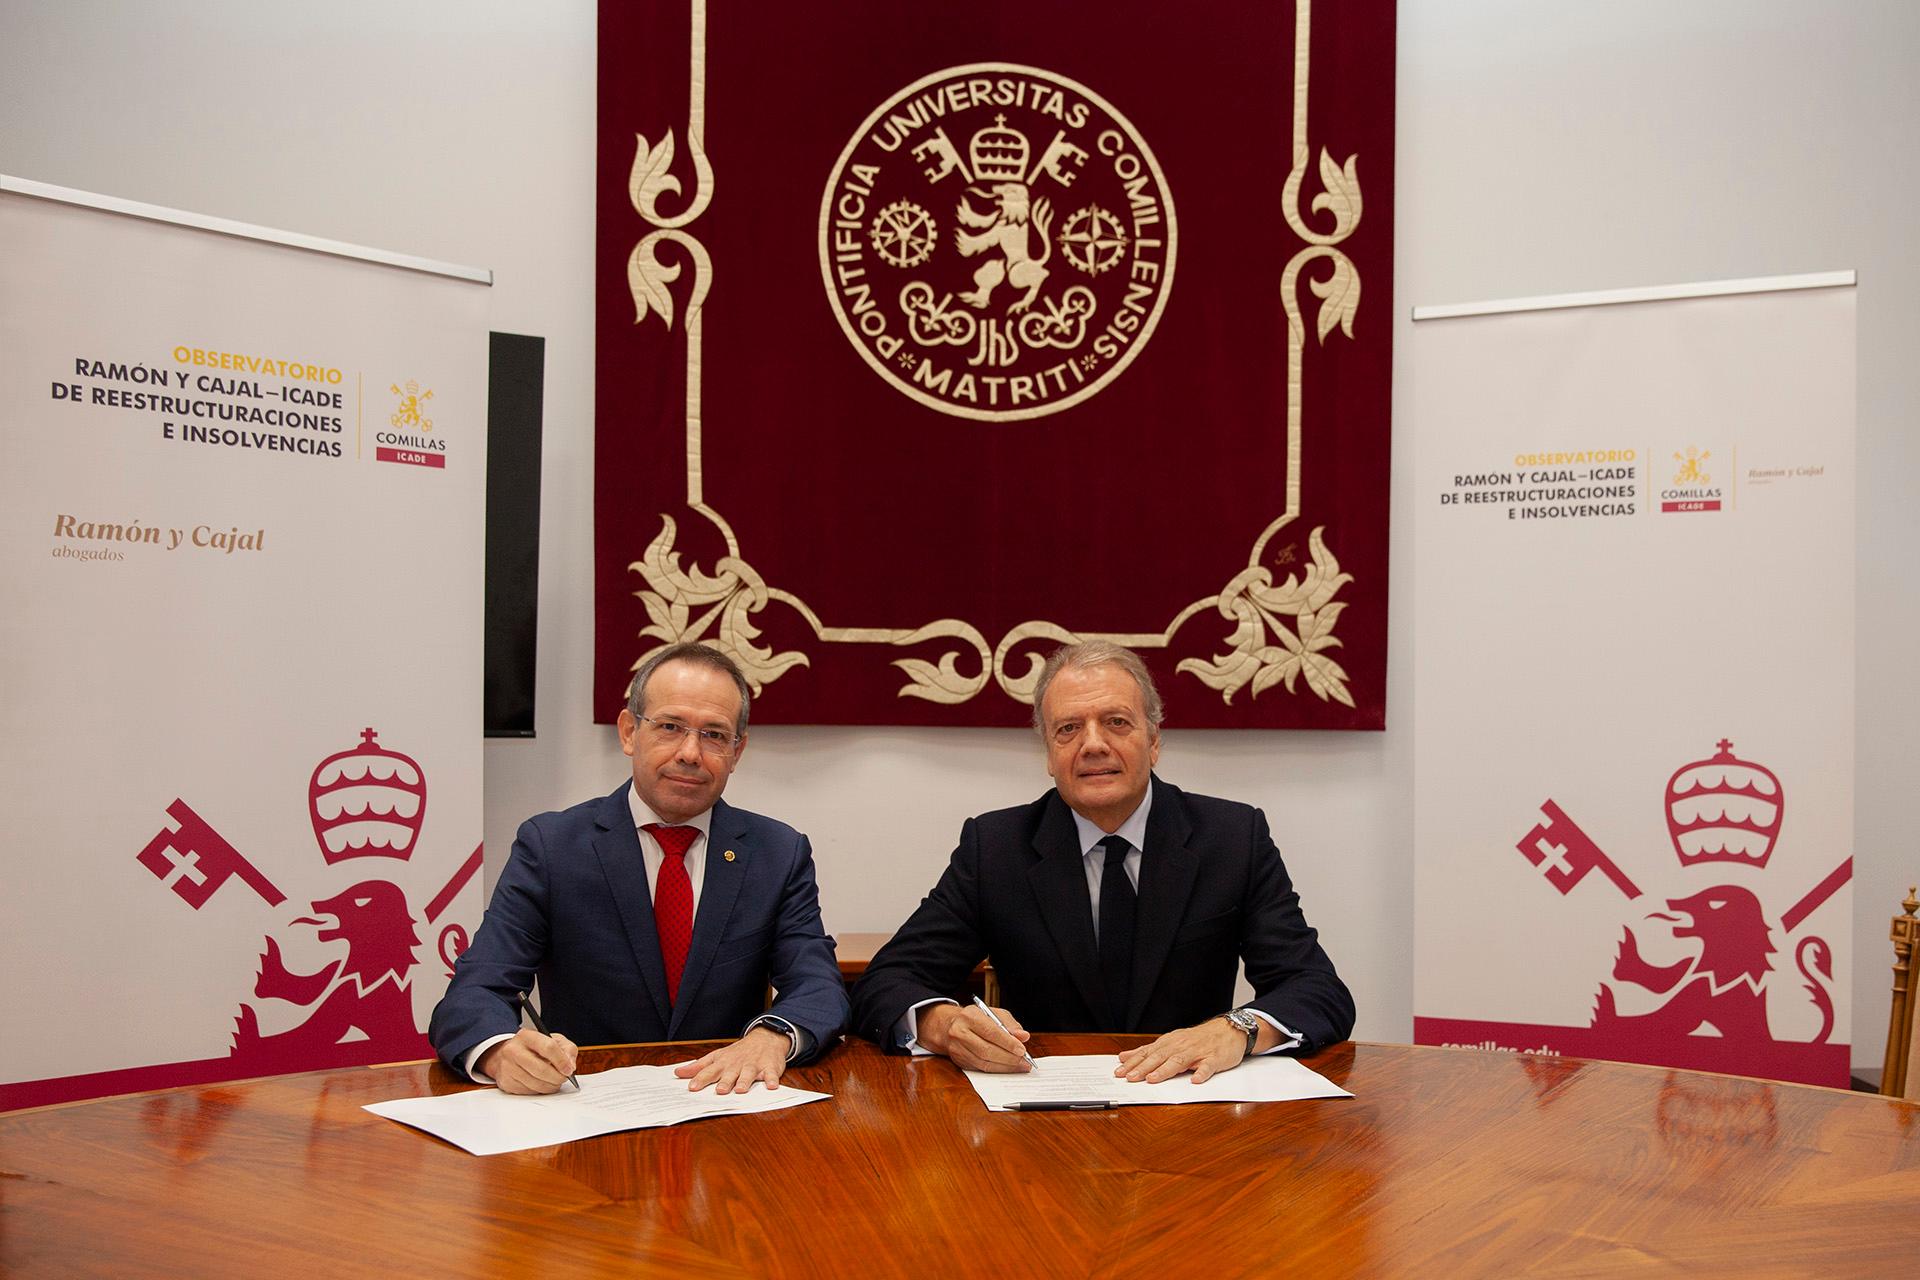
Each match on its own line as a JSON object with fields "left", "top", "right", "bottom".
{"left": 3, "top": 1037, "right": 1917, "bottom": 1277}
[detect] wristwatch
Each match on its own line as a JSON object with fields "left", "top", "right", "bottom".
{"left": 1222, "top": 1008, "right": 1260, "bottom": 1060}
{"left": 746, "top": 1015, "right": 802, "bottom": 1062}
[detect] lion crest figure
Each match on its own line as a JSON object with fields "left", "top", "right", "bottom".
{"left": 954, "top": 182, "right": 1053, "bottom": 313}
{"left": 1593, "top": 883, "right": 1834, "bottom": 1044}
{"left": 231, "top": 879, "right": 423, "bottom": 1062}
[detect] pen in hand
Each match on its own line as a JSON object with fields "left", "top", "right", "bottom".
{"left": 972, "top": 996, "right": 1037, "bottom": 1069}
{"left": 515, "top": 992, "right": 580, "bottom": 1091}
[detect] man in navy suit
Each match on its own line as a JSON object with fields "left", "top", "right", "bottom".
{"left": 430, "top": 642, "right": 847, "bottom": 1094}
{"left": 852, "top": 641, "right": 1352, "bottom": 1083}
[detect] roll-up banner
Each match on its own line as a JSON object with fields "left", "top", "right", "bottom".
{"left": 1409, "top": 273, "right": 1856, "bottom": 1087}
{"left": 0, "top": 177, "right": 491, "bottom": 1109}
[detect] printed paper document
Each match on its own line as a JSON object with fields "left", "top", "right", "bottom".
{"left": 365, "top": 1063, "right": 829, "bottom": 1156}
{"left": 963, "top": 1053, "right": 1351, "bottom": 1111}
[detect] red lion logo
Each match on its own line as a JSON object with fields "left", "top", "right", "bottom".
{"left": 231, "top": 880, "right": 425, "bottom": 1065}
{"left": 1594, "top": 883, "right": 1834, "bottom": 1044}
{"left": 1430, "top": 737, "right": 1855, "bottom": 1086}
{"left": 131, "top": 726, "right": 480, "bottom": 1083}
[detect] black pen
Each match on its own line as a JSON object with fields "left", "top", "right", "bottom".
{"left": 515, "top": 992, "right": 580, "bottom": 1091}
{"left": 1012, "top": 1100, "right": 1116, "bottom": 1111}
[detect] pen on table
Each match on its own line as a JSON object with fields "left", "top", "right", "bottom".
{"left": 972, "top": 995, "right": 1037, "bottom": 1068}
{"left": 1012, "top": 1100, "right": 1116, "bottom": 1111}
{"left": 515, "top": 992, "right": 580, "bottom": 1091}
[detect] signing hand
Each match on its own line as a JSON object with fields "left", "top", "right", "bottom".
{"left": 674, "top": 1026, "right": 792, "bottom": 1094}
{"left": 917, "top": 1002, "right": 1032, "bottom": 1072}
{"left": 1115, "top": 1016, "right": 1248, "bottom": 1084}
{"left": 477, "top": 1027, "right": 578, "bottom": 1095}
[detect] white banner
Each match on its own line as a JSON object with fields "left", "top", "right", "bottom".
{"left": 0, "top": 180, "right": 490, "bottom": 1108}
{"left": 1410, "top": 276, "right": 1856, "bottom": 1087}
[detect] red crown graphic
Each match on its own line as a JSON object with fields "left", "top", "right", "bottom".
{"left": 308, "top": 727, "right": 427, "bottom": 864}
{"left": 1664, "top": 739, "right": 1783, "bottom": 869}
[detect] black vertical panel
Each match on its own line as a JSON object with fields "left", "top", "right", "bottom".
{"left": 485, "top": 332, "right": 544, "bottom": 737}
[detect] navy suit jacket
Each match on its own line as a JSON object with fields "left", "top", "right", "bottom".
{"left": 429, "top": 785, "right": 848, "bottom": 1073}
{"left": 850, "top": 777, "right": 1354, "bottom": 1052}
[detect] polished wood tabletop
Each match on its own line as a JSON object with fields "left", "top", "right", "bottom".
{"left": 3, "top": 1037, "right": 1917, "bottom": 1277}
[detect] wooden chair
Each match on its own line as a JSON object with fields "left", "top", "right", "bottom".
{"left": 1882, "top": 885, "right": 1918, "bottom": 1099}
{"left": 1908, "top": 983, "right": 1920, "bottom": 1103}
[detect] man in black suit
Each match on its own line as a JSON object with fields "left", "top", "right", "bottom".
{"left": 852, "top": 641, "right": 1352, "bottom": 1082}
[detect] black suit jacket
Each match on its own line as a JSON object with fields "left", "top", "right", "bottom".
{"left": 429, "top": 786, "right": 848, "bottom": 1073}
{"left": 851, "top": 777, "right": 1353, "bottom": 1051}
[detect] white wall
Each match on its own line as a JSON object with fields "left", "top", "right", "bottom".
{"left": 3, "top": 0, "right": 1911, "bottom": 1071}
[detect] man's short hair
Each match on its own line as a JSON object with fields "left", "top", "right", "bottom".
{"left": 1029, "top": 640, "right": 1164, "bottom": 737}
{"left": 627, "top": 642, "right": 753, "bottom": 733}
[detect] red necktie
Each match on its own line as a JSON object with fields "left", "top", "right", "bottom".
{"left": 644, "top": 823, "right": 698, "bottom": 1004}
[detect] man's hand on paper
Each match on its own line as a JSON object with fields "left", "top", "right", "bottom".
{"left": 918, "top": 1002, "right": 1032, "bottom": 1072}
{"left": 1115, "top": 1016, "right": 1253, "bottom": 1084}
{"left": 673, "top": 1025, "right": 791, "bottom": 1094}
{"left": 477, "top": 1028, "right": 579, "bottom": 1094}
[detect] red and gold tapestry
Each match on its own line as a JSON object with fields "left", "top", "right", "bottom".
{"left": 596, "top": 1, "right": 1396, "bottom": 727}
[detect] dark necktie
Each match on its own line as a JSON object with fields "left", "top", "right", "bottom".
{"left": 1097, "top": 834, "right": 1136, "bottom": 1031}
{"left": 644, "top": 823, "right": 697, "bottom": 1004}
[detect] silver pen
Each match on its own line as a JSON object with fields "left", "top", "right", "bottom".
{"left": 972, "top": 995, "right": 1037, "bottom": 1068}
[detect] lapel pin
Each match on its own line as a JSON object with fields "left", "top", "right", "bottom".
{"left": 724, "top": 849, "right": 736, "bottom": 862}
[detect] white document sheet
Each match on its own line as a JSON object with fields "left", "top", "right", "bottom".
{"left": 962, "top": 1053, "right": 1351, "bottom": 1112}
{"left": 364, "top": 1062, "right": 830, "bottom": 1156}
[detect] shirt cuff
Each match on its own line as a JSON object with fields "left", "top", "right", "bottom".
{"left": 897, "top": 997, "right": 958, "bottom": 1055}
{"left": 1246, "top": 1010, "right": 1304, "bottom": 1055}
{"left": 745, "top": 1014, "right": 810, "bottom": 1062}
{"left": 462, "top": 1032, "right": 516, "bottom": 1082}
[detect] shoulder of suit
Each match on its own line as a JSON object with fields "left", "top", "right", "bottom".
{"left": 518, "top": 785, "right": 624, "bottom": 834}
{"left": 969, "top": 788, "right": 1061, "bottom": 833}
{"left": 710, "top": 798, "right": 807, "bottom": 852}
{"left": 1153, "top": 778, "right": 1262, "bottom": 825}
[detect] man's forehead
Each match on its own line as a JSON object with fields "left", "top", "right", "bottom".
{"left": 642, "top": 661, "right": 742, "bottom": 723}
{"left": 655, "top": 701, "right": 739, "bottom": 729}
{"left": 1043, "top": 666, "right": 1146, "bottom": 719}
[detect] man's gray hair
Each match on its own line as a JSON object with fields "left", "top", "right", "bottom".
{"left": 1029, "top": 640, "right": 1164, "bottom": 736}
{"left": 627, "top": 641, "right": 753, "bottom": 733}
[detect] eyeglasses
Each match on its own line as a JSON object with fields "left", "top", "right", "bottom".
{"left": 1048, "top": 714, "right": 1141, "bottom": 744}
{"left": 637, "top": 715, "right": 741, "bottom": 754}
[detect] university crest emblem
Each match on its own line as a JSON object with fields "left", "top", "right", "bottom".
{"left": 821, "top": 63, "right": 1176, "bottom": 421}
